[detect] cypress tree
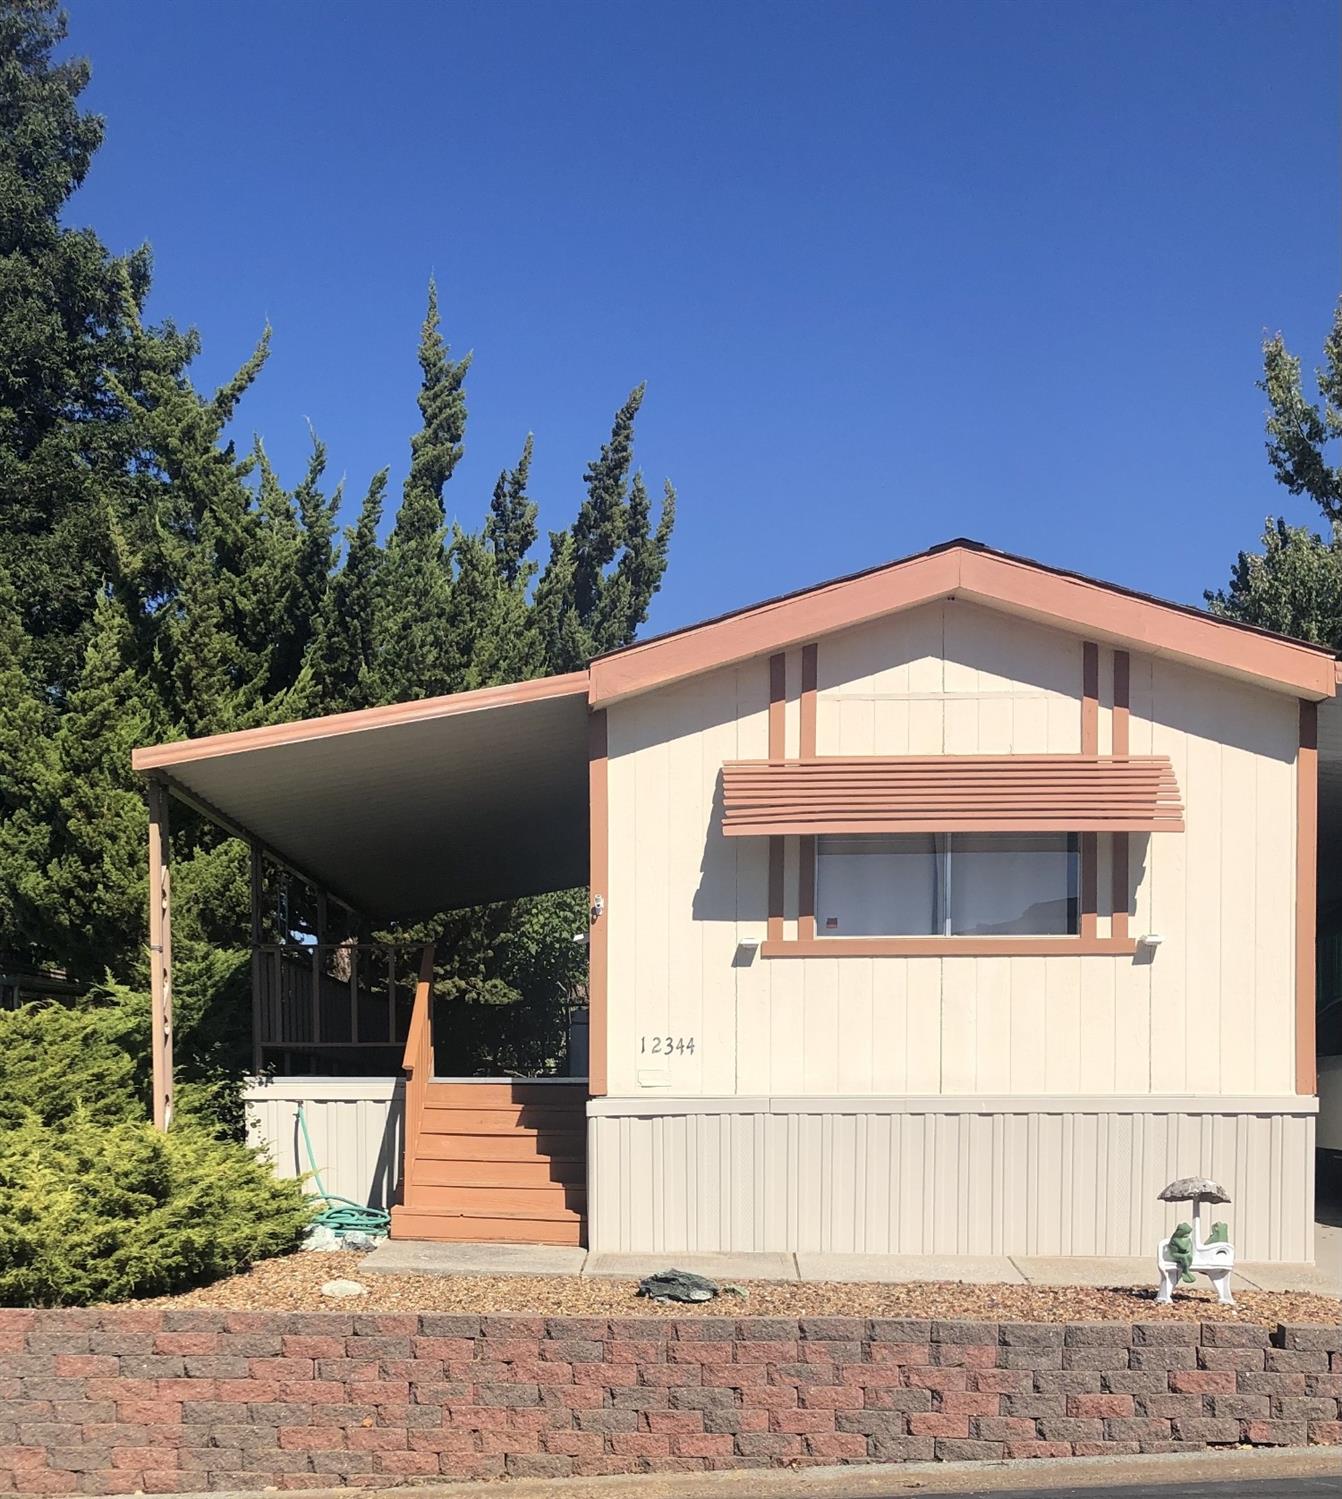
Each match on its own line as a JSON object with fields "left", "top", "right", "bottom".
{"left": 305, "top": 470, "right": 389, "bottom": 712}
{"left": 529, "top": 388, "right": 676, "bottom": 671}
{"left": 486, "top": 435, "right": 538, "bottom": 588}
{"left": 291, "top": 431, "right": 340, "bottom": 650}
{"left": 23, "top": 590, "right": 158, "bottom": 980}
{"left": 370, "top": 282, "right": 470, "bottom": 703}
{"left": 0, "top": 2, "right": 195, "bottom": 698}
{"left": 0, "top": 565, "right": 55, "bottom": 970}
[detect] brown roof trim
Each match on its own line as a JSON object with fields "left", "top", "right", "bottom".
{"left": 131, "top": 671, "right": 591, "bottom": 774}
{"left": 588, "top": 540, "right": 1337, "bottom": 705}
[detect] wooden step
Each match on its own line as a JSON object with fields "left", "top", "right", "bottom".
{"left": 412, "top": 1132, "right": 584, "bottom": 1163}
{"left": 404, "top": 1182, "right": 584, "bottom": 1216}
{"left": 423, "top": 1081, "right": 587, "bottom": 1108}
{"left": 419, "top": 1104, "right": 585, "bottom": 1135}
{"left": 390, "top": 1205, "right": 585, "bottom": 1246}
{"left": 410, "top": 1156, "right": 586, "bottom": 1189}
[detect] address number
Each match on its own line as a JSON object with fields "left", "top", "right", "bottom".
{"left": 641, "top": 1035, "right": 695, "bottom": 1055}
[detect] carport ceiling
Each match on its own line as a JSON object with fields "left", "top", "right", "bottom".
{"left": 132, "top": 676, "right": 592, "bottom": 918}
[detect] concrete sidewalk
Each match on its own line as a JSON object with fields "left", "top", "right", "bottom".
{"left": 151, "top": 1445, "right": 1340, "bottom": 1499}
{"left": 362, "top": 1239, "right": 1339, "bottom": 1295}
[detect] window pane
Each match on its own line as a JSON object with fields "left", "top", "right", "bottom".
{"left": 948, "top": 834, "right": 1076, "bottom": 936}
{"left": 815, "top": 834, "right": 938, "bottom": 936}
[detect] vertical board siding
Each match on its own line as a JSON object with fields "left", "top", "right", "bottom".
{"left": 244, "top": 1077, "right": 404, "bottom": 1210}
{"left": 605, "top": 598, "right": 1301, "bottom": 1104}
{"left": 589, "top": 1103, "right": 1315, "bottom": 1262}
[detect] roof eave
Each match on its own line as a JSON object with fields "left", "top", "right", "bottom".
{"left": 588, "top": 544, "right": 1337, "bottom": 706}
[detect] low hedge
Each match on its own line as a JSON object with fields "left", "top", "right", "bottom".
{"left": 0, "top": 991, "right": 311, "bottom": 1306}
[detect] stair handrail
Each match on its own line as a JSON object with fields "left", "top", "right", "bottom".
{"left": 401, "top": 942, "right": 436, "bottom": 1200}
{"left": 402, "top": 943, "right": 435, "bottom": 1075}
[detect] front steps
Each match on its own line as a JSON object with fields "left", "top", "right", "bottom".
{"left": 390, "top": 1080, "right": 586, "bottom": 1246}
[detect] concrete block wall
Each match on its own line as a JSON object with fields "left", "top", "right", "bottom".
{"left": 0, "top": 1309, "right": 1338, "bottom": 1491}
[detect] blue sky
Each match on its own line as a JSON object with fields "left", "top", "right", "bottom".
{"left": 64, "top": 1, "right": 1339, "bottom": 637}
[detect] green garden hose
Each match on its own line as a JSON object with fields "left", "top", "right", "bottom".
{"left": 296, "top": 1101, "right": 391, "bottom": 1237}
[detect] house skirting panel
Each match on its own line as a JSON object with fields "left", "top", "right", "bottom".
{"left": 244, "top": 1075, "right": 404, "bottom": 1211}
{"left": 586, "top": 1095, "right": 1317, "bottom": 1262}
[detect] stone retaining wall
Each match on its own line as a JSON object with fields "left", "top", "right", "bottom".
{"left": 0, "top": 1309, "right": 1338, "bottom": 1493}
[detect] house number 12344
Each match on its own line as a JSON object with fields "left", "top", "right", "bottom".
{"left": 641, "top": 1035, "right": 695, "bottom": 1055}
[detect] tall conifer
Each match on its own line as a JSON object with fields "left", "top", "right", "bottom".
{"left": 306, "top": 470, "right": 388, "bottom": 712}
{"left": 486, "top": 435, "right": 538, "bottom": 588}
{"left": 0, "top": 2, "right": 195, "bottom": 697}
{"left": 530, "top": 388, "right": 675, "bottom": 670}
{"left": 370, "top": 282, "right": 470, "bottom": 703}
{"left": 23, "top": 590, "right": 157, "bottom": 979}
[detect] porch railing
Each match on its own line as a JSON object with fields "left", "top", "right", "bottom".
{"left": 251, "top": 942, "right": 421, "bottom": 1066}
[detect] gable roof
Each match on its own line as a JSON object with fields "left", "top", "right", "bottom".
{"left": 588, "top": 539, "right": 1338, "bottom": 706}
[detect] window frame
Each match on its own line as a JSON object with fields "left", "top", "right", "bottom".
{"left": 813, "top": 831, "right": 1079, "bottom": 941}
{"left": 764, "top": 829, "right": 1135, "bottom": 959}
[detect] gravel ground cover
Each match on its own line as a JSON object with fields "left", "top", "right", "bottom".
{"left": 121, "top": 1249, "right": 1342, "bottom": 1324}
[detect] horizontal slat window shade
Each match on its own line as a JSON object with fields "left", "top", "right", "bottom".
{"left": 721, "top": 755, "right": 1184, "bottom": 836}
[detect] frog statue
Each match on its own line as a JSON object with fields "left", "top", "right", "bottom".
{"left": 1154, "top": 1177, "right": 1234, "bottom": 1306}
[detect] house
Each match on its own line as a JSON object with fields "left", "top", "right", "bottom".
{"left": 131, "top": 540, "right": 1342, "bottom": 1263}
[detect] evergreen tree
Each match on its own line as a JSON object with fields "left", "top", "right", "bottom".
{"left": 0, "top": 565, "right": 55, "bottom": 969}
{"left": 486, "top": 434, "right": 538, "bottom": 588}
{"left": 22, "top": 589, "right": 158, "bottom": 980}
{"left": 125, "top": 331, "right": 281, "bottom": 736}
{"left": 530, "top": 387, "right": 676, "bottom": 670}
{"left": 1207, "top": 517, "right": 1342, "bottom": 650}
{"left": 306, "top": 470, "right": 388, "bottom": 712}
{"left": 1209, "top": 301, "right": 1342, "bottom": 649}
{"left": 291, "top": 432, "right": 340, "bottom": 664}
{"left": 1260, "top": 300, "right": 1342, "bottom": 521}
{"left": 369, "top": 282, "right": 470, "bottom": 703}
{"left": 0, "top": 1, "right": 194, "bottom": 698}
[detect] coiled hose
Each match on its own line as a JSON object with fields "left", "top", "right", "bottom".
{"left": 297, "top": 1100, "right": 391, "bottom": 1237}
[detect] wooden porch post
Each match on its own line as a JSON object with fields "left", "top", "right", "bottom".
{"left": 147, "top": 778, "right": 175, "bottom": 1130}
{"left": 249, "top": 840, "right": 264, "bottom": 1072}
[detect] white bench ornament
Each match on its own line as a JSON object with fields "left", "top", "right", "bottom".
{"left": 1155, "top": 1176, "right": 1234, "bottom": 1306}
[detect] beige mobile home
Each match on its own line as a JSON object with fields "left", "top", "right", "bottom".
{"left": 133, "top": 540, "right": 1341, "bottom": 1263}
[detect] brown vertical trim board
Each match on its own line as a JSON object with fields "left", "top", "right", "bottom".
{"left": 1111, "top": 834, "right": 1130, "bottom": 944}
{"left": 797, "top": 644, "right": 819, "bottom": 939}
{"left": 769, "top": 653, "right": 787, "bottom": 761}
{"left": 767, "top": 653, "right": 787, "bottom": 944}
{"left": 146, "top": 778, "right": 174, "bottom": 1130}
{"left": 1112, "top": 650, "right": 1131, "bottom": 757}
{"left": 588, "top": 710, "right": 609, "bottom": 1097}
{"left": 799, "top": 643, "right": 818, "bottom": 759}
{"left": 798, "top": 836, "right": 817, "bottom": 942}
{"left": 1081, "top": 642, "right": 1100, "bottom": 753}
{"left": 1111, "top": 650, "right": 1131, "bottom": 941}
{"left": 1080, "top": 643, "right": 1100, "bottom": 937}
{"left": 1297, "top": 700, "right": 1318, "bottom": 1095}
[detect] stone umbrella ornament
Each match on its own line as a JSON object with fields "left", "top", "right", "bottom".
{"left": 1154, "top": 1177, "right": 1235, "bottom": 1306}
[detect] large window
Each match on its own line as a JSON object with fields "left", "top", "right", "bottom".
{"left": 815, "top": 833, "right": 1078, "bottom": 938}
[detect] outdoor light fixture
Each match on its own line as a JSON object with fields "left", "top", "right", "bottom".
{"left": 1139, "top": 933, "right": 1164, "bottom": 947}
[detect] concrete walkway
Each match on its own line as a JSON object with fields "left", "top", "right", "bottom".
{"left": 363, "top": 1239, "right": 1339, "bottom": 1295}
{"left": 154, "top": 1446, "right": 1340, "bottom": 1499}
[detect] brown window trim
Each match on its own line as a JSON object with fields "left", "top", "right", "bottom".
{"left": 762, "top": 935, "right": 1139, "bottom": 959}
{"left": 764, "top": 637, "right": 1145, "bottom": 962}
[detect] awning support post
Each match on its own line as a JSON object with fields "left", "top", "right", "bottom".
{"left": 147, "top": 777, "right": 175, "bottom": 1130}
{"left": 249, "top": 840, "right": 264, "bottom": 1073}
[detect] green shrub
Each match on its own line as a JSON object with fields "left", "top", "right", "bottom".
{"left": 0, "top": 990, "right": 148, "bottom": 1130}
{"left": 0, "top": 989, "right": 313, "bottom": 1305}
{"left": 0, "top": 1113, "right": 312, "bottom": 1305}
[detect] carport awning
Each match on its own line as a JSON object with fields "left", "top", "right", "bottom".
{"left": 131, "top": 674, "right": 592, "bottom": 918}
